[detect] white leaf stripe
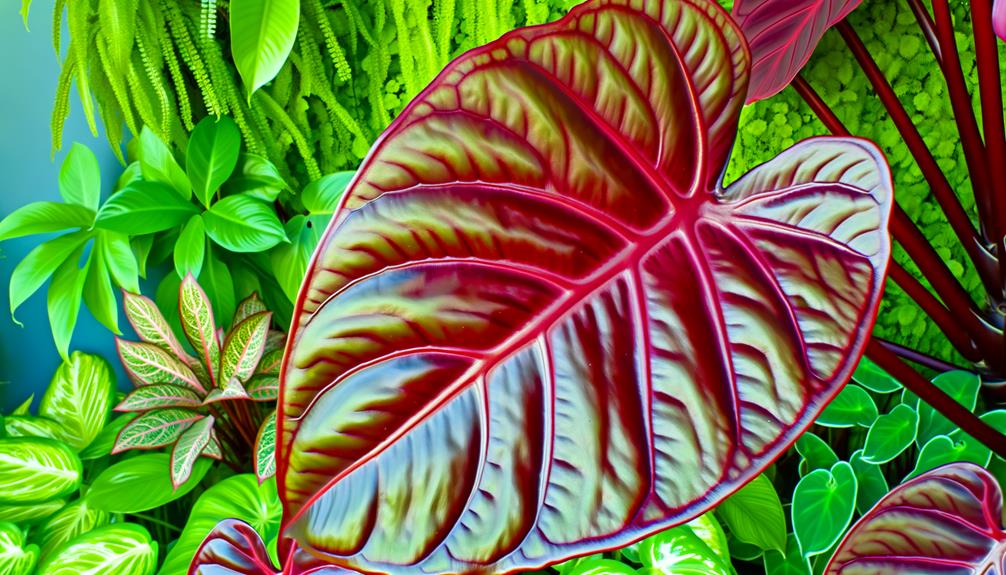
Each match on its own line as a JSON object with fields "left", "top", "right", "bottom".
{"left": 180, "top": 274, "right": 220, "bottom": 386}
{"left": 0, "top": 438, "right": 82, "bottom": 504}
{"left": 171, "top": 416, "right": 214, "bottom": 488}
{"left": 254, "top": 411, "right": 276, "bottom": 481}
{"left": 39, "top": 352, "right": 115, "bottom": 451}
{"left": 116, "top": 339, "right": 205, "bottom": 394}
{"left": 221, "top": 311, "right": 272, "bottom": 386}
{"left": 113, "top": 409, "right": 204, "bottom": 452}
{"left": 36, "top": 524, "right": 157, "bottom": 575}
{"left": 0, "top": 523, "right": 37, "bottom": 575}
{"left": 115, "top": 384, "right": 203, "bottom": 412}
{"left": 122, "top": 291, "right": 194, "bottom": 364}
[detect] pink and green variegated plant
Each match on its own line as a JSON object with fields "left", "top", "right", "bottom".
{"left": 826, "top": 462, "right": 1006, "bottom": 574}
{"left": 114, "top": 274, "right": 285, "bottom": 487}
{"left": 191, "top": 0, "right": 896, "bottom": 573}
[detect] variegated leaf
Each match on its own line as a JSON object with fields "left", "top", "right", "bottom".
{"left": 180, "top": 273, "right": 221, "bottom": 385}
{"left": 254, "top": 411, "right": 276, "bottom": 482}
{"left": 234, "top": 293, "right": 267, "bottom": 325}
{"left": 221, "top": 312, "right": 272, "bottom": 386}
{"left": 123, "top": 290, "right": 195, "bottom": 364}
{"left": 0, "top": 522, "right": 38, "bottom": 575}
{"left": 113, "top": 409, "right": 204, "bottom": 452}
{"left": 3, "top": 416, "right": 66, "bottom": 441}
{"left": 115, "top": 384, "right": 203, "bottom": 412}
{"left": 35, "top": 499, "right": 110, "bottom": 559}
{"left": 0, "top": 500, "right": 66, "bottom": 525}
{"left": 37, "top": 524, "right": 158, "bottom": 575}
{"left": 116, "top": 339, "right": 206, "bottom": 394}
{"left": 203, "top": 378, "right": 250, "bottom": 405}
{"left": 172, "top": 416, "right": 215, "bottom": 488}
{"left": 0, "top": 438, "right": 82, "bottom": 504}
{"left": 203, "top": 431, "right": 223, "bottom": 460}
{"left": 39, "top": 352, "right": 115, "bottom": 450}
{"left": 246, "top": 375, "right": 279, "bottom": 402}
{"left": 188, "top": 519, "right": 277, "bottom": 575}
{"left": 255, "top": 349, "right": 283, "bottom": 376}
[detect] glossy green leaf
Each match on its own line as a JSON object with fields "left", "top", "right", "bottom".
{"left": 131, "top": 235, "right": 155, "bottom": 279}
{"left": 794, "top": 432, "right": 838, "bottom": 473}
{"left": 113, "top": 409, "right": 204, "bottom": 452}
{"left": 11, "top": 396, "right": 32, "bottom": 416}
{"left": 255, "top": 411, "right": 276, "bottom": 481}
{"left": 37, "top": 524, "right": 157, "bottom": 575}
{"left": 246, "top": 374, "right": 279, "bottom": 401}
{"left": 0, "top": 500, "right": 65, "bottom": 525}
{"left": 0, "top": 522, "right": 38, "bottom": 575}
{"left": 861, "top": 404, "right": 918, "bottom": 464}
{"left": 115, "top": 339, "right": 204, "bottom": 393}
{"left": 9, "top": 231, "right": 88, "bottom": 324}
{"left": 115, "top": 384, "right": 202, "bottom": 412}
{"left": 908, "top": 370, "right": 981, "bottom": 446}
{"left": 271, "top": 214, "right": 323, "bottom": 302}
{"left": 187, "top": 116, "right": 242, "bottom": 208}
{"left": 47, "top": 244, "right": 89, "bottom": 360}
{"left": 79, "top": 414, "right": 137, "bottom": 460}
{"left": 0, "top": 438, "right": 82, "bottom": 504}
{"left": 3, "top": 416, "right": 65, "bottom": 441}
{"left": 848, "top": 450, "right": 887, "bottom": 514}
{"left": 180, "top": 273, "right": 221, "bottom": 383}
{"left": 35, "top": 500, "right": 110, "bottom": 559}
{"left": 138, "top": 126, "right": 190, "bottom": 199}
{"left": 203, "top": 194, "right": 287, "bottom": 252}
{"left": 171, "top": 416, "right": 214, "bottom": 488}
{"left": 58, "top": 143, "right": 101, "bottom": 210}
{"left": 716, "top": 473, "right": 786, "bottom": 552}
{"left": 637, "top": 514, "right": 733, "bottom": 574}
{"left": 101, "top": 231, "right": 140, "bottom": 292}
{"left": 174, "top": 215, "right": 206, "bottom": 279}
{"left": 792, "top": 461, "right": 857, "bottom": 557}
{"left": 39, "top": 352, "right": 115, "bottom": 451}
{"left": 83, "top": 248, "right": 120, "bottom": 333}
{"left": 224, "top": 153, "right": 287, "bottom": 201}
{"left": 122, "top": 291, "right": 193, "bottom": 361}
{"left": 301, "top": 171, "right": 353, "bottom": 214}
{"left": 763, "top": 537, "right": 811, "bottom": 575}
{"left": 0, "top": 202, "right": 93, "bottom": 241}
{"left": 95, "top": 181, "right": 200, "bottom": 235}
{"left": 86, "top": 453, "right": 212, "bottom": 513}
{"left": 221, "top": 311, "right": 271, "bottom": 385}
{"left": 564, "top": 559, "right": 636, "bottom": 575}
{"left": 230, "top": 0, "right": 300, "bottom": 97}
{"left": 850, "top": 356, "right": 900, "bottom": 393}
{"left": 198, "top": 252, "right": 235, "bottom": 332}
{"left": 815, "top": 384, "right": 877, "bottom": 428}
{"left": 907, "top": 434, "right": 992, "bottom": 480}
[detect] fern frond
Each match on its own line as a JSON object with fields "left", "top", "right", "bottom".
{"left": 96, "top": 38, "right": 140, "bottom": 135}
{"left": 162, "top": 0, "right": 222, "bottom": 117}
{"left": 338, "top": 1, "right": 358, "bottom": 53}
{"left": 407, "top": 0, "right": 437, "bottom": 87}
{"left": 200, "top": 0, "right": 218, "bottom": 38}
{"left": 51, "top": 48, "right": 75, "bottom": 156}
{"left": 390, "top": 0, "right": 417, "bottom": 96}
{"left": 161, "top": 22, "right": 194, "bottom": 130}
{"left": 434, "top": 0, "right": 455, "bottom": 64}
{"left": 257, "top": 91, "right": 322, "bottom": 181}
{"left": 307, "top": 0, "right": 351, "bottom": 82}
{"left": 135, "top": 15, "right": 171, "bottom": 138}
{"left": 460, "top": 0, "right": 475, "bottom": 44}
{"left": 52, "top": 0, "right": 66, "bottom": 56}
{"left": 92, "top": 69, "right": 127, "bottom": 164}
{"left": 66, "top": 0, "right": 98, "bottom": 136}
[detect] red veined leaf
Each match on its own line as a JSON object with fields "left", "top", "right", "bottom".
{"left": 203, "top": 430, "right": 224, "bottom": 460}
{"left": 235, "top": 292, "right": 268, "bottom": 325}
{"left": 180, "top": 273, "right": 221, "bottom": 385}
{"left": 247, "top": 375, "right": 280, "bottom": 402}
{"left": 732, "top": 0, "right": 862, "bottom": 102}
{"left": 221, "top": 311, "right": 273, "bottom": 385}
{"left": 255, "top": 411, "right": 277, "bottom": 482}
{"left": 279, "top": 0, "right": 892, "bottom": 573}
{"left": 122, "top": 290, "right": 197, "bottom": 365}
{"left": 203, "top": 377, "right": 250, "bottom": 405}
{"left": 257, "top": 349, "right": 283, "bottom": 376}
{"left": 116, "top": 338, "right": 206, "bottom": 394}
{"left": 115, "top": 383, "right": 203, "bottom": 412}
{"left": 113, "top": 409, "right": 204, "bottom": 452}
{"left": 172, "top": 415, "right": 215, "bottom": 488}
{"left": 826, "top": 463, "right": 1006, "bottom": 574}
{"left": 189, "top": 519, "right": 278, "bottom": 575}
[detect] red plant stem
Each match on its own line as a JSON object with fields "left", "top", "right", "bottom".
{"left": 793, "top": 75, "right": 849, "bottom": 135}
{"left": 971, "top": 0, "right": 1006, "bottom": 243}
{"left": 888, "top": 263, "right": 982, "bottom": 361}
{"left": 906, "top": 0, "right": 943, "bottom": 63}
{"left": 874, "top": 336, "right": 968, "bottom": 372}
{"left": 866, "top": 338, "right": 1006, "bottom": 458}
{"left": 837, "top": 20, "right": 1000, "bottom": 294}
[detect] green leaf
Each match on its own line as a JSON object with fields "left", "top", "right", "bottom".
{"left": 907, "top": 433, "right": 993, "bottom": 480}
{"left": 171, "top": 416, "right": 214, "bottom": 488}
{"left": 96, "top": 181, "right": 200, "bottom": 235}
{"left": 35, "top": 500, "right": 110, "bottom": 559}
{"left": 11, "top": 395, "right": 33, "bottom": 416}
{"left": 0, "top": 438, "right": 82, "bottom": 504}
{"left": 224, "top": 153, "right": 287, "bottom": 200}
{"left": 255, "top": 411, "right": 276, "bottom": 481}
{"left": 636, "top": 513, "right": 733, "bottom": 574}
{"left": 202, "top": 377, "right": 249, "bottom": 405}
{"left": 85, "top": 453, "right": 212, "bottom": 513}
{"left": 906, "top": 370, "right": 981, "bottom": 446}
{"left": 155, "top": 274, "right": 186, "bottom": 354}
{"left": 187, "top": 117, "right": 242, "bottom": 208}
{"left": 121, "top": 291, "right": 193, "bottom": 362}
{"left": 112, "top": 409, "right": 204, "bottom": 452}
{"left": 851, "top": 356, "right": 901, "bottom": 393}
{"left": 37, "top": 524, "right": 157, "bottom": 575}
{"left": 39, "top": 352, "right": 115, "bottom": 451}
{"left": 861, "top": 404, "right": 918, "bottom": 464}
{"left": 82, "top": 248, "right": 120, "bottom": 333}
{"left": 271, "top": 214, "right": 323, "bottom": 302}
{"left": 221, "top": 311, "right": 271, "bottom": 385}
{"left": 138, "top": 126, "right": 190, "bottom": 199}
{"left": 246, "top": 374, "right": 279, "bottom": 401}
{"left": 115, "top": 339, "right": 204, "bottom": 393}
{"left": 849, "top": 450, "right": 888, "bottom": 514}
{"left": 115, "top": 384, "right": 202, "bottom": 412}
{"left": 20, "top": 0, "right": 30, "bottom": 30}
{"left": 0, "top": 522, "right": 38, "bottom": 575}
{"left": 174, "top": 215, "right": 206, "bottom": 278}
{"left": 79, "top": 414, "right": 136, "bottom": 460}
{"left": 301, "top": 171, "right": 353, "bottom": 214}
{"left": 815, "top": 384, "right": 877, "bottom": 428}
{"left": 131, "top": 235, "right": 154, "bottom": 279}
{"left": 101, "top": 231, "right": 140, "bottom": 292}
{"left": 564, "top": 559, "right": 636, "bottom": 575}
{"left": 792, "top": 462, "right": 856, "bottom": 558}
{"left": 716, "top": 473, "right": 785, "bottom": 552}
{"left": 230, "top": 0, "right": 301, "bottom": 97}
{"left": 233, "top": 292, "right": 267, "bottom": 325}
{"left": 204, "top": 194, "right": 287, "bottom": 252}
{"left": 199, "top": 252, "right": 236, "bottom": 331}
{"left": 0, "top": 500, "right": 65, "bottom": 525}
{"left": 794, "top": 432, "right": 838, "bottom": 473}
{"left": 180, "top": 273, "right": 221, "bottom": 383}
{"left": 0, "top": 202, "right": 94, "bottom": 241}
{"left": 763, "top": 536, "right": 811, "bottom": 575}
{"left": 3, "top": 416, "right": 66, "bottom": 441}
{"left": 158, "top": 475, "right": 281, "bottom": 575}
{"left": 47, "top": 243, "right": 89, "bottom": 360}
{"left": 59, "top": 143, "right": 101, "bottom": 211}
{"left": 9, "top": 232, "right": 88, "bottom": 323}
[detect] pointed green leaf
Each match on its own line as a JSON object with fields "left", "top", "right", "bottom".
{"left": 187, "top": 116, "right": 241, "bottom": 208}
{"left": 35, "top": 500, "right": 110, "bottom": 560}
{"left": 115, "top": 384, "right": 202, "bottom": 412}
{"left": 36, "top": 524, "right": 157, "bottom": 575}
{"left": 199, "top": 251, "right": 236, "bottom": 331}
{"left": 47, "top": 243, "right": 89, "bottom": 360}
{"left": 271, "top": 214, "right": 323, "bottom": 302}
{"left": 39, "top": 352, "right": 115, "bottom": 451}
{"left": 0, "top": 500, "right": 65, "bottom": 525}
{"left": 20, "top": 0, "right": 30, "bottom": 30}
{"left": 906, "top": 370, "right": 981, "bottom": 446}
{"left": 907, "top": 433, "right": 993, "bottom": 480}
{"left": 138, "top": 126, "right": 190, "bottom": 199}
{"left": 9, "top": 232, "right": 88, "bottom": 323}
{"left": 79, "top": 414, "right": 137, "bottom": 460}
{"left": 849, "top": 450, "right": 888, "bottom": 514}
{"left": 862, "top": 404, "right": 918, "bottom": 464}
{"left": 792, "top": 462, "right": 857, "bottom": 558}
{"left": 3, "top": 416, "right": 65, "bottom": 441}
{"left": 233, "top": 292, "right": 267, "bottom": 325}
{"left": 180, "top": 273, "right": 220, "bottom": 383}
{"left": 255, "top": 411, "right": 276, "bottom": 481}
{"left": 131, "top": 235, "right": 154, "bottom": 279}
{"left": 11, "top": 395, "right": 33, "bottom": 416}
{"left": 95, "top": 180, "right": 199, "bottom": 235}
{"left": 230, "top": 0, "right": 301, "bottom": 97}
{"left": 174, "top": 215, "right": 206, "bottom": 278}
{"left": 851, "top": 356, "right": 901, "bottom": 393}
{"left": 636, "top": 514, "right": 733, "bottom": 574}
{"left": 112, "top": 409, "right": 204, "bottom": 452}
{"left": 202, "top": 378, "right": 249, "bottom": 405}
{"left": 246, "top": 374, "right": 279, "bottom": 401}
{"left": 815, "top": 384, "right": 877, "bottom": 428}
{"left": 83, "top": 248, "right": 120, "bottom": 333}
{"left": 0, "top": 438, "right": 82, "bottom": 504}
{"left": 101, "top": 231, "right": 140, "bottom": 293}
{"left": 0, "top": 522, "right": 38, "bottom": 575}
{"left": 122, "top": 291, "right": 193, "bottom": 362}
{"left": 795, "top": 432, "right": 838, "bottom": 473}
{"left": 204, "top": 194, "right": 287, "bottom": 252}
{"left": 0, "top": 202, "right": 94, "bottom": 241}
{"left": 85, "top": 453, "right": 212, "bottom": 513}
{"left": 58, "top": 143, "right": 101, "bottom": 211}
{"left": 763, "top": 536, "right": 811, "bottom": 575}
{"left": 115, "top": 339, "right": 204, "bottom": 393}
{"left": 716, "top": 473, "right": 786, "bottom": 552}
{"left": 171, "top": 416, "right": 214, "bottom": 488}
{"left": 221, "top": 311, "right": 271, "bottom": 385}
{"left": 224, "top": 153, "right": 287, "bottom": 200}
{"left": 301, "top": 171, "right": 353, "bottom": 214}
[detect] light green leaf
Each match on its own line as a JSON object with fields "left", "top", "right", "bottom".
{"left": 112, "top": 409, "right": 204, "bottom": 452}
{"left": 11, "top": 396, "right": 32, "bottom": 416}
{"left": 636, "top": 513, "right": 733, "bottom": 574}
{"left": 221, "top": 311, "right": 271, "bottom": 385}
{"left": 270, "top": 214, "right": 323, "bottom": 302}
{"left": 851, "top": 356, "right": 901, "bottom": 393}
{"left": 202, "top": 377, "right": 249, "bottom": 405}
{"left": 115, "top": 384, "right": 202, "bottom": 412}
{"left": 0, "top": 499, "right": 65, "bottom": 525}
{"left": 158, "top": 475, "right": 281, "bottom": 575}
{"left": 180, "top": 273, "right": 221, "bottom": 383}
{"left": 0, "top": 202, "right": 93, "bottom": 241}
{"left": 849, "top": 450, "right": 888, "bottom": 514}
{"left": 58, "top": 143, "right": 101, "bottom": 211}
{"left": 563, "top": 559, "right": 636, "bottom": 575}
{"left": 115, "top": 162, "right": 143, "bottom": 192}
{"left": 204, "top": 194, "right": 287, "bottom": 252}
{"left": 4, "top": 416, "right": 65, "bottom": 441}
{"left": 716, "top": 474, "right": 785, "bottom": 552}
{"left": 763, "top": 536, "right": 811, "bottom": 575}
{"left": 0, "top": 438, "right": 81, "bottom": 504}
{"left": 0, "top": 522, "right": 38, "bottom": 575}
{"left": 794, "top": 432, "right": 838, "bottom": 473}
{"left": 35, "top": 500, "right": 110, "bottom": 559}
{"left": 101, "top": 231, "right": 140, "bottom": 292}
{"left": 79, "top": 414, "right": 136, "bottom": 460}
{"left": 301, "top": 171, "right": 353, "bottom": 214}
{"left": 174, "top": 215, "right": 206, "bottom": 278}
{"left": 906, "top": 370, "right": 981, "bottom": 446}
{"left": 907, "top": 432, "right": 993, "bottom": 480}
{"left": 861, "top": 404, "right": 918, "bottom": 464}
{"left": 20, "top": 0, "right": 31, "bottom": 30}
{"left": 230, "top": 0, "right": 301, "bottom": 97}
{"left": 96, "top": 181, "right": 200, "bottom": 235}
{"left": 224, "top": 153, "right": 287, "bottom": 200}
{"left": 131, "top": 235, "right": 154, "bottom": 279}
{"left": 187, "top": 117, "right": 241, "bottom": 208}
{"left": 39, "top": 352, "right": 115, "bottom": 451}
{"left": 121, "top": 291, "right": 193, "bottom": 362}
{"left": 815, "top": 384, "right": 877, "bottom": 428}
{"left": 82, "top": 248, "right": 119, "bottom": 333}
{"left": 233, "top": 292, "right": 267, "bottom": 325}
{"left": 9, "top": 232, "right": 88, "bottom": 323}
{"left": 171, "top": 416, "right": 214, "bottom": 488}
{"left": 115, "top": 339, "right": 204, "bottom": 393}
{"left": 86, "top": 454, "right": 212, "bottom": 513}
{"left": 47, "top": 243, "right": 89, "bottom": 360}
{"left": 792, "top": 462, "right": 857, "bottom": 558}
{"left": 138, "top": 127, "right": 190, "bottom": 199}
{"left": 255, "top": 411, "right": 276, "bottom": 481}
{"left": 37, "top": 524, "right": 157, "bottom": 575}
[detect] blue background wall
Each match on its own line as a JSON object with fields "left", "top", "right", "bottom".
{"left": 1, "top": 0, "right": 131, "bottom": 409}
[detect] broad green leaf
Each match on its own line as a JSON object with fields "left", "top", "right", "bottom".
{"left": 95, "top": 181, "right": 199, "bottom": 235}
{"left": 908, "top": 371, "right": 981, "bottom": 446}
{"left": 171, "top": 416, "right": 214, "bottom": 488}
{"left": 203, "top": 194, "right": 287, "bottom": 252}
{"left": 301, "top": 171, "right": 353, "bottom": 214}
{"left": 102, "top": 231, "right": 140, "bottom": 292}
{"left": 246, "top": 374, "right": 279, "bottom": 401}
{"left": 716, "top": 473, "right": 786, "bottom": 552}
{"left": 270, "top": 214, "right": 323, "bottom": 302}
{"left": 862, "top": 404, "right": 918, "bottom": 464}
{"left": 9, "top": 232, "right": 88, "bottom": 323}
{"left": 58, "top": 143, "right": 101, "bottom": 210}
{"left": 47, "top": 244, "right": 89, "bottom": 360}
{"left": 849, "top": 450, "right": 888, "bottom": 514}
{"left": 121, "top": 291, "right": 192, "bottom": 362}
{"left": 0, "top": 522, "right": 38, "bottom": 575}
{"left": 763, "top": 537, "right": 811, "bottom": 575}
{"left": 851, "top": 356, "right": 901, "bottom": 393}
{"left": 224, "top": 153, "right": 287, "bottom": 200}
{"left": 564, "top": 559, "right": 636, "bottom": 575}
{"left": 792, "top": 462, "right": 857, "bottom": 557}
{"left": 794, "top": 432, "right": 838, "bottom": 473}
{"left": 138, "top": 126, "right": 190, "bottom": 199}
{"left": 156, "top": 274, "right": 186, "bottom": 355}
{"left": 115, "top": 384, "right": 202, "bottom": 412}
{"left": 86, "top": 453, "right": 212, "bottom": 513}
{"left": 113, "top": 409, "right": 204, "bottom": 452}
{"left": 37, "top": 523, "right": 157, "bottom": 575}
{"left": 0, "top": 202, "right": 93, "bottom": 241}
{"left": 221, "top": 311, "right": 271, "bottom": 385}
{"left": 158, "top": 475, "right": 281, "bottom": 575}
{"left": 815, "top": 384, "right": 877, "bottom": 428}
{"left": 131, "top": 235, "right": 155, "bottom": 278}
{"left": 230, "top": 0, "right": 301, "bottom": 97}
{"left": 255, "top": 411, "right": 276, "bottom": 481}
{"left": 35, "top": 500, "right": 110, "bottom": 559}
{"left": 82, "top": 249, "right": 120, "bottom": 333}
{"left": 233, "top": 292, "right": 267, "bottom": 325}
{"left": 636, "top": 514, "right": 733, "bottom": 574}
{"left": 199, "top": 251, "right": 236, "bottom": 331}
{"left": 0, "top": 499, "right": 65, "bottom": 525}
{"left": 115, "top": 162, "right": 143, "bottom": 191}
{"left": 0, "top": 438, "right": 82, "bottom": 504}
{"left": 3, "top": 416, "right": 65, "bottom": 441}
{"left": 79, "top": 414, "right": 136, "bottom": 460}
{"left": 180, "top": 273, "right": 221, "bottom": 382}
{"left": 187, "top": 116, "right": 241, "bottom": 208}
{"left": 39, "top": 352, "right": 115, "bottom": 451}
{"left": 727, "top": 533, "right": 764, "bottom": 562}
{"left": 174, "top": 215, "right": 206, "bottom": 279}
{"left": 115, "top": 339, "right": 204, "bottom": 393}
{"left": 907, "top": 434, "right": 992, "bottom": 480}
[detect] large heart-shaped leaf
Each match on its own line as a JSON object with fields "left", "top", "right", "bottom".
{"left": 279, "top": 1, "right": 892, "bottom": 573}
{"left": 826, "top": 463, "right": 1006, "bottom": 574}
{"left": 732, "top": 0, "right": 863, "bottom": 102}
